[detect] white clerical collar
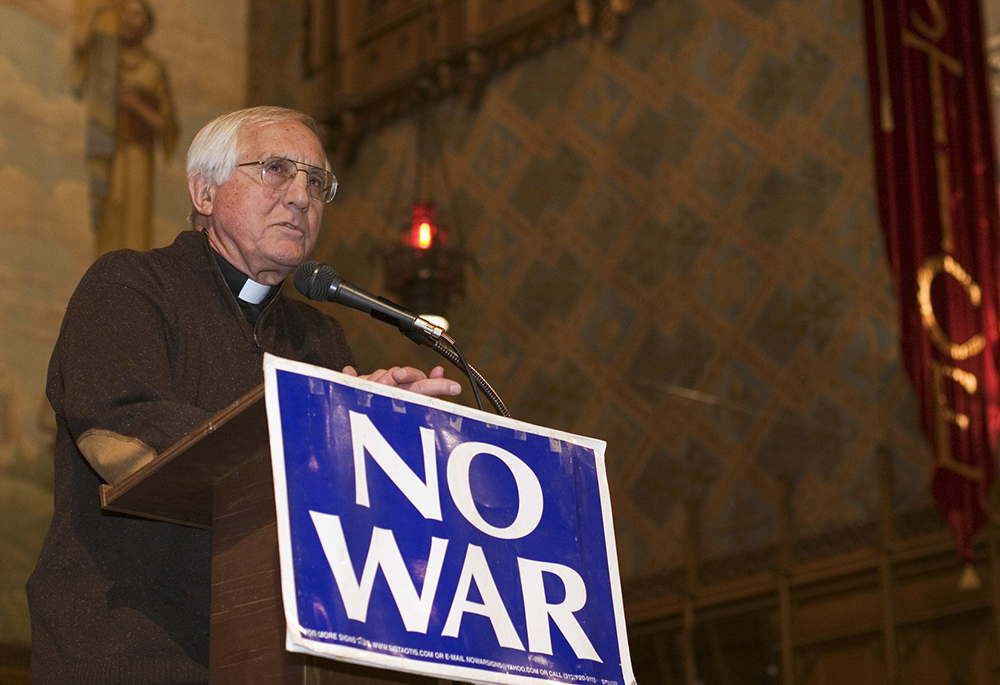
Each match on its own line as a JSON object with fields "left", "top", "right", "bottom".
{"left": 238, "top": 278, "right": 272, "bottom": 304}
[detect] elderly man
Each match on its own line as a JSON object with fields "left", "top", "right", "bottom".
{"left": 27, "top": 107, "right": 459, "bottom": 684}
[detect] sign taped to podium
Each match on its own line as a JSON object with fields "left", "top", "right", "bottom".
{"left": 264, "top": 354, "right": 636, "bottom": 685}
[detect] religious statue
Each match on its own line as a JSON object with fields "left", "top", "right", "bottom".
{"left": 72, "top": 0, "right": 177, "bottom": 256}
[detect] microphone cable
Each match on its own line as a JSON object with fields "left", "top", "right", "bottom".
{"left": 431, "top": 333, "right": 508, "bottom": 417}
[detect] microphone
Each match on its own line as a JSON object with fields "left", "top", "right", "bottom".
{"left": 294, "top": 261, "right": 445, "bottom": 342}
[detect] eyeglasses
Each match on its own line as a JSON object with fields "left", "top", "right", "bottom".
{"left": 236, "top": 157, "right": 338, "bottom": 203}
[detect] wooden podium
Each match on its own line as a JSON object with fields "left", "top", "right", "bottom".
{"left": 99, "top": 386, "right": 436, "bottom": 684}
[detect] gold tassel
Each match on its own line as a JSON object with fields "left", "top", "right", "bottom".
{"left": 959, "top": 562, "right": 982, "bottom": 591}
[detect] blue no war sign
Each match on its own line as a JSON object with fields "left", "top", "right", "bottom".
{"left": 263, "top": 354, "right": 636, "bottom": 685}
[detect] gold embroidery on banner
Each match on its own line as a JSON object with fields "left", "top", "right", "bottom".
{"left": 901, "top": 30, "right": 963, "bottom": 145}
{"left": 901, "top": 1, "right": 963, "bottom": 253}
{"left": 937, "top": 362, "right": 978, "bottom": 396}
{"left": 930, "top": 360, "right": 985, "bottom": 482}
{"left": 935, "top": 148, "right": 953, "bottom": 252}
{"left": 902, "top": 3, "right": 986, "bottom": 486}
{"left": 916, "top": 254, "right": 985, "bottom": 360}
{"left": 911, "top": 0, "right": 947, "bottom": 42}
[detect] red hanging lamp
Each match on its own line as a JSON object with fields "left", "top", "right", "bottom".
{"left": 381, "top": 91, "right": 468, "bottom": 331}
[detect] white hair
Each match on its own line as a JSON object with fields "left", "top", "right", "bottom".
{"left": 185, "top": 106, "right": 328, "bottom": 186}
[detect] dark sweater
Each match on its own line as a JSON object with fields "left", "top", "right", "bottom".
{"left": 27, "top": 230, "right": 354, "bottom": 684}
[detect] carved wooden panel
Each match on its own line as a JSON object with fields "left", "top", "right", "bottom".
{"left": 331, "top": 0, "right": 576, "bottom": 107}
{"left": 466, "top": 0, "right": 568, "bottom": 40}
{"left": 250, "top": 0, "right": 639, "bottom": 156}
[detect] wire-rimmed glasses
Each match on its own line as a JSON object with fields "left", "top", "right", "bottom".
{"left": 236, "top": 157, "right": 338, "bottom": 203}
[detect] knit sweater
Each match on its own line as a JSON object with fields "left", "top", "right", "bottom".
{"left": 27, "top": 230, "right": 354, "bottom": 684}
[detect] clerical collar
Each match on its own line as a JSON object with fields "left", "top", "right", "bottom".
{"left": 211, "top": 250, "right": 275, "bottom": 304}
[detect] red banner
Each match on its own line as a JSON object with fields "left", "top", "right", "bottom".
{"left": 863, "top": 0, "right": 1000, "bottom": 562}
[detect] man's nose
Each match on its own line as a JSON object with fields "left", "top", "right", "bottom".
{"left": 285, "top": 169, "right": 312, "bottom": 207}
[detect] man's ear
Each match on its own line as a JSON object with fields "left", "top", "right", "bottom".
{"left": 188, "top": 176, "right": 216, "bottom": 215}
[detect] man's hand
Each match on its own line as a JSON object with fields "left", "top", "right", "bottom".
{"left": 342, "top": 365, "right": 461, "bottom": 398}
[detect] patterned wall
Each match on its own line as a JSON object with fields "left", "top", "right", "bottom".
{"left": 280, "top": 0, "right": 943, "bottom": 596}
{"left": 0, "top": 0, "right": 248, "bottom": 646}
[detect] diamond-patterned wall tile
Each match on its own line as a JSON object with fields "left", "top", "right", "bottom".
{"left": 815, "top": 0, "right": 863, "bottom": 37}
{"left": 581, "top": 285, "right": 639, "bottom": 361}
{"left": 627, "top": 319, "right": 718, "bottom": 405}
{"left": 756, "top": 395, "right": 858, "bottom": 483}
{"left": 475, "top": 330, "right": 526, "bottom": 386}
{"left": 882, "top": 444, "right": 929, "bottom": 511}
{"left": 823, "top": 75, "right": 870, "bottom": 155}
{"left": 576, "top": 178, "right": 636, "bottom": 247}
{"left": 659, "top": 94, "right": 707, "bottom": 166}
{"left": 743, "top": 166, "right": 801, "bottom": 244}
{"left": 836, "top": 316, "right": 899, "bottom": 401}
{"left": 630, "top": 438, "right": 723, "bottom": 526}
{"left": 748, "top": 274, "right": 851, "bottom": 363}
{"left": 844, "top": 449, "right": 879, "bottom": 519}
{"left": 618, "top": 95, "right": 705, "bottom": 177}
{"left": 473, "top": 219, "right": 524, "bottom": 287}
{"left": 508, "top": 42, "right": 589, "bottom": 119}
{"left": 516, "top": 358, "right": 596, "bottom": 431}
{"left": 695, "top": 130, "right": 757, "bottom": 203}
{"left": 738, "top": 0, "right": 780, "bottom": 18}
{"left": 706, "top": 360, "right": 771, "bottom": 442}
{"left": 787, "top": 40, "right": 836, "bottom": 112}
{"left": 620, "top": 204, "right": 713, "bottom": 287}
{"left": 894, "top": 389, "right": 931, "bottom": 446}
{"left": 805, "top": 396, "right": 860, "bottom": 482}
{"left": 739, "top": 53, "right": 795, "bottom": 129}
{"left": 830, "top": 193, "right": 884, "bottom": 276}
{"left": 444, "top": 187, "right": 485, "bottom": 242}
{"left": 442, "top": 100, "right": 479, "bottom": 155}
{"left": 617, "top": 0, "right": 703, "bottom": 71}
{"left": 576, "top": 73, "right": 632, "bottom": 142}
{"left": 510, "top": 143, "right": 589, "bottom": 222}
{"left": 744, "top": 154, "right": 843, "bottom": 244}
{"left": 617, "top": 105, "right": 672, "bottom": 178}
{"left": 709, "top": 481, "right": 778, "bottom": 555}
{"left": 739, "top": 40, "right": 835, "bottom": 127}
{"left": 845, "top": 445, "right": 913, "bottom": 521}
{"left": 470, "top": 122, "right": 522, "bottom": 189}
{"left": 691, "top": 18, "right": 752, "bottom": 94}
{"left": 512, "top": 250, "right": 590, "bottom": 329}
{"left": 697, "top": 242, "right": 764, "bottom": 321}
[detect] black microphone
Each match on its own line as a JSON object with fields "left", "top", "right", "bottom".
{"left": 294, "top": 261, "right": 445, "bottom": 342}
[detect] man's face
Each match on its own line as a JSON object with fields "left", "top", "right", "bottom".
{"left": 203, "top": 120, "right": 327, "bottom": 285}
